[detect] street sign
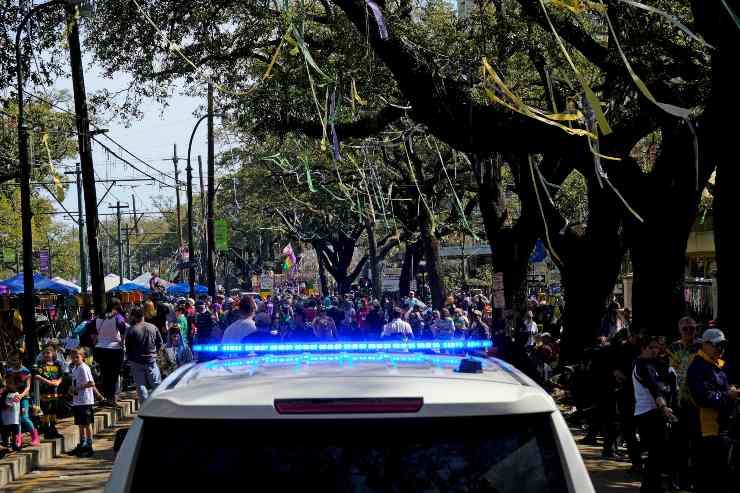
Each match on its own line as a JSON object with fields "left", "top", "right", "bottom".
{"left": 215, "top": 219, "right": 229, "bottom": 252}
{"left": 260, "top": 273, "right": 273, "bottom": 291}
{"left": 2, "top": 248, "right": 15, "bottom": 264}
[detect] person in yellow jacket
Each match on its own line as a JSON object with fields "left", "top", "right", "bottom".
{"left": 686, "top": 328, "right": 738, "bottom": 493}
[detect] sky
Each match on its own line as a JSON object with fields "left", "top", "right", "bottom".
{"left": 42, "top": 55, "right": 217, "bottom": 229}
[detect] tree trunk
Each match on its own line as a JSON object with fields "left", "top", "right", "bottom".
{"left": 399, "top": 240, "right": 419, "bottom": 298}
{"left": 711, "top": 1, "right": 739, "bottom": 331}
{"left": 419, "top": 204, "right": 445, "bottom": 309}
{"left": 336, "top": 276, "right": 353, "bottom": 295}
{"left": 365, "top": 210, "right": 382, "bottom": 298}
{"left": 625, "top": 121, "right": 714, "bottom": 333}
{"left": 316, "top": 245, "right": 329, "bottom": 295}
{"left": 559, "top": 249, "right": 623, "bottom": 360}
{"left": 474, "top": 154, "right": 537, "bottom": 326}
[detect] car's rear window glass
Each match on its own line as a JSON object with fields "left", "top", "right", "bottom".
{"left": 131, "top": 414, "right": 568, "bottom": 492}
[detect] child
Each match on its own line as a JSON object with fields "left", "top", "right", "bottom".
{"left": 67, "top": 347, "right": 96, "bottom": 457}
{"left": 34, "top": 345, "right": 65, "bottom": 439}
{"left": 1, "top": 378, "right": 22, "bottom": 451}
{"left": 5, "top": 352, "right": 40, "bottom": 446}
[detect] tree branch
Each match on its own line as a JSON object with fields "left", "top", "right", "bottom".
{"left": 0, "top": 171, "right": 18, "bottom": 184}
{"left": 348, "top": 254, "right": 369, "bottom": 282}
{"left": 329, "top": 0, "right": 586, "bottom": 154}
{"left": 514, "top": 0, "right": 610, "bottom": 70}
{"left": 277, "top": 105, "right": 406, "bottom": 140}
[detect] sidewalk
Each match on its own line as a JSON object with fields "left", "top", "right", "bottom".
{"left": 0, "top": 419, "right": 131, "bottom": 492}
{"left": 574, "top": 431, "right": 641, "bottom": 493}
{"left": 0, "top": 395, "right": 138, "bottom": 488}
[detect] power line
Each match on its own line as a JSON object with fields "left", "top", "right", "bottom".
{"left": 91, "top": 136, "right": 176, "bottom": 189}
{"left": 100, "top": 132, "right": 178, "bottom": 183}
{"left": 21, "top": 90, "right": 181, "bottom": 185}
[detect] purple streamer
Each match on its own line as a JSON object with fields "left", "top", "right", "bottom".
{"left": 330, "top": 88, "right": 341, "bottom": 161}
{"left": 366, "top": 0, "right": 389, "bottom": 40}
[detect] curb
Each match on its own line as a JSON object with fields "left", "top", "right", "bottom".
{"left": 0, "top": 396, "right": 139, "bottom": 488}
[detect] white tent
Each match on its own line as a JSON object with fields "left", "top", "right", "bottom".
{"left": 131, "top": 272, "right": 171, "bottom": 289}
{"left": 51, "top": 276, "right": 82, "bottom": 293}
{"left": 104, "top": 273, "right": 131, "bottom": 292}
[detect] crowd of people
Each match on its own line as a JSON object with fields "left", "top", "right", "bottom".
{"left": 567, "top": 317, "right": 737, "bottom": 492}
{"left": 0, "top": 286, "right": 736, "bottom": 493}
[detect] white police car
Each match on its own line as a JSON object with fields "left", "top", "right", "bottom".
{"left": 107, "top": 341, "right": 593, "bottom": 492}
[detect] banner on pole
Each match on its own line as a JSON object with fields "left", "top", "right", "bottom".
{"left": 2, "top": 248, "right": 16, "bottom": 264}
{"left": 39, "top": 250, "right": 49, "bottom": 273}
{"left": 215, "top": 219, "right": 229, "bottom": 252}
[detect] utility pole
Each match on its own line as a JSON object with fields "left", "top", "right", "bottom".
{"left": 207, "top": 83, "right": 216, "bottom": 297}
{"left": 109, "top": 202, "right": 129, "bottom": 285}
{"left": 131, "top": 193, "right": 138, "bottom": 233}
{"left": 186, "top": 145, "right": 196, "bottom": 299}
{"left": 172, "top": 144, "right": 183, "bottom": 247}
{"left": 105, "top": 229, "right": 110, "bottom": 274}
{"left": 15, "top": 1, "right": 63, "bottom": 363}
{"left": 65, "top": 164, "right": 87, "bottom": 294}
{"left": 198, "top": 155, "right": 206, "bottom": 223}
{"left": 223, "top": 250, "right": 230, "bottom": 295}
{"left": 124, "top": 226, "right": 132, "bottom": 280}
{"left": 198, "top": 155, "right": 206, "bottom": 283}
{"left": 48, "top": 240, "right": 53, "bottom": 279}
{"left": 66, "top": 4, "right": 105, "bottom": 315}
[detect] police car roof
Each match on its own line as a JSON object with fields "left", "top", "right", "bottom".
{"left": 140, "top": 353, "right": 557, "bottom": 420}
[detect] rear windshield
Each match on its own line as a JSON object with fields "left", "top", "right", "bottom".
{"left": 131, "top": 414, "right": 568, "bottom": 492}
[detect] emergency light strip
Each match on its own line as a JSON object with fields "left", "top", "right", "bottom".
{"left": 193, "top": 340, "right": 493, "bottom": 353}
{"left": 205, "top": 353, "right": 471, "bottom": 369}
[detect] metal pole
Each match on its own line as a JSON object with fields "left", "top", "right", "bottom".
{"left": 186, "top": 122, "right": 204, "bottom": 298}
{"left": 207, "top": 83, "right": 216, "bottom": 297}
{"left": 116, "top": 202, "right": 123, "bottom": 285}
{"left": 198, "top": 155, "right": 206, "bottom": 284}
{"left": 223, "top": 250, "right": 230, "bottom": 295}
{"left": 66, "top": 164, "right": 87, "bottom": 294}
{"left": 16, "top": 0, "right": 64, "bottom": 364}
{"left": 66, "top": 3, "right": 105, "bottom": 315}
{"left": 198, "top": 155, "right": 206, "bottom": 224}
{"left": 109, "top": 202, "right": 129, "bottom": 285}
{"left": 186, "top": 155, "right": 196, "bottom": 299}
{"left": 48, "top": 240, "right": 53, "bottom": 279}
{"left": 131, "top": 193, "right": 138, "bottom": 233}
{"left": 125, "top": 226, "right": 132, "bottom": 280}
{"left": 173, "top": 144, "right": 183, "bottom": 247}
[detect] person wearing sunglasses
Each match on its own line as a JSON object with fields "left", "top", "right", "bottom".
{"left": 686, "top": 328, "right": 738, "bottom": 493}
{"left": 667, "top": 317, "right": 701, "bottom": 489}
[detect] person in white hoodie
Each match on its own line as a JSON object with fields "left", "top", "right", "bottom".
{"left": 94, "top": 298, "right": 127, "bottom": 407}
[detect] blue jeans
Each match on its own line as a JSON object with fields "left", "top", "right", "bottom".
{"left": 128, "top": 361, "right": 161, "bottom": 403}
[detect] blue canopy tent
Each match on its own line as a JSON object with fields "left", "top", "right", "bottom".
{"left": 0, "top": 273, "right": 74, "bottom": 295}
{"left": 166, "top": 283, "right": 208, "bottom": 296}
{"left": 109, "top": 282, "right": 151, "bottom": 294}
{"left": 35, "top": 277, "right": 81, "bottom": 296}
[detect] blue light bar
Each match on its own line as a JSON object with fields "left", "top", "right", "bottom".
{"left": 204, "top": 353, "right": 474, "bottom": 370}
{"left": 193, "top": 339, "right": 492, "bottom": 353}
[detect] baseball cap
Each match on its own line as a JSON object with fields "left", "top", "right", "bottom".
{"left": 195, "top": 300, "right": 205, "bottom": 307}
{"left": 701, "top": 328, "right": 726, "bottom": 345}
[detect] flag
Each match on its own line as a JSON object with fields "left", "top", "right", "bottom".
{"left": 281, "top": 243, "right": 297, "bottom": 272}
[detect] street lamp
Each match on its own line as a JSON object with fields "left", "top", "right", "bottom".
{"left": 16, "top": 0, "right": 94, "bottom": 363}
{"left": 186, "top": 109, "right": 226, "bottom": 299}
